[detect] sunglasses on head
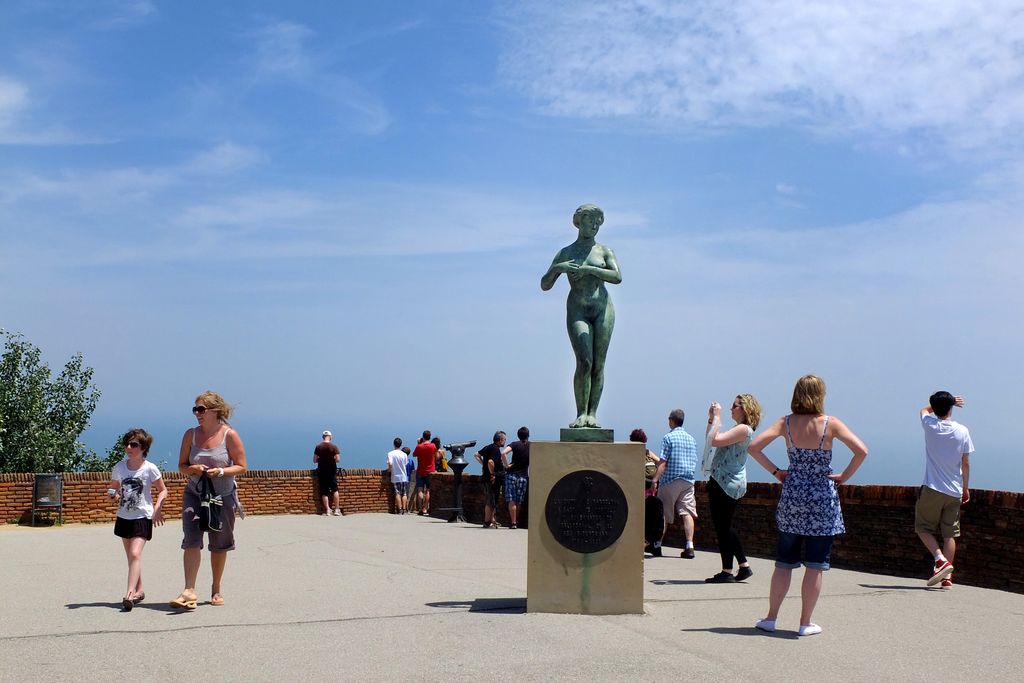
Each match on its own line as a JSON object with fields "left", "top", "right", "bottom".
{"left": 192, "top": 405, "right": 211, "bottom": 415}
{"left": 125, "top": 441, "right": 142, "bottom": 448}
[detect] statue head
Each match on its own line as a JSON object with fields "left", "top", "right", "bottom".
{"left": 572, "top": 204, "right": 604, "bottom": 234}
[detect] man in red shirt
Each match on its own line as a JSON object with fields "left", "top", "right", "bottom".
{"left": 413, "top": 430, "right": 437, "bottom": 515}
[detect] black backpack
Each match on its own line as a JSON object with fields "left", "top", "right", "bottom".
{"left": 197, "top": 471, "right": 224, "bottom": 532}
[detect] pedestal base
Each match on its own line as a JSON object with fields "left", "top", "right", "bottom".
{"left": 559, "top": 427, "right": 614, "bottom": 443}
{"left": 527, "top": 440, "right": 645, "bottom": 615}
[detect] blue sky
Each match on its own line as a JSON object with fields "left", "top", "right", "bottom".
{"left": 2, "top": 1, "right": 1021, "bottom": 489}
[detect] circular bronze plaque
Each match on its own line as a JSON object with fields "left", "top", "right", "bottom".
{"left": 544, "top": 470, "right": 628, "bottom": 554}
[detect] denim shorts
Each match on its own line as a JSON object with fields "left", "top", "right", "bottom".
{"left": 775, "top": 530, "right": 833, "bottom": 570}
{"left": 393, "top": 481, "right": 409, "bottom": 496}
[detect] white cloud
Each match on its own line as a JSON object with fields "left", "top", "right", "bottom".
{"left": 498, "top": 0, "right": 1024, "bottom": 152}
{"left": 88, "top": 0, "right": 158, "bottom": 30}
{"left": 249, "top": 20, "right": 315, "bottom": 79}
{"left": 186, "top": 142, "right": 266, "bottom": 174}
{"left": 0, "top": 141, "right": 261, "bottom": 211}
{"left": 243, "top": 19, "right": 392, "bottom": 135}
{"left": 0, "top": 75, "right": 92, "bottom": 145}
{"left": 0, "top": 77, "right": 28, "bottom": 117}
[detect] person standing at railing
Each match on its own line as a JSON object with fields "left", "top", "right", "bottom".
{"left": 747, "top": 375, "right": 867, "bottom": 637}
{"left": 915, "top": 392, "right": 973, "bottom": 589}
{"left": 702, "top": 394, "right": 762, "bottom": 584}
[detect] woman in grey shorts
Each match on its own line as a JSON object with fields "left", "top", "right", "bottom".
{"left": 169, "top": 390, "right": 247, "bottom": 610}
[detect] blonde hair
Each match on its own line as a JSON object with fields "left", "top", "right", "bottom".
{"left": 196, "top": 390, "right": 233, "bottom": 422}
{"left": 735, "top": 394, "right": 762, "bottom": 430}
{"left": 790, "top": 375, "right": 826, "bottom": 415}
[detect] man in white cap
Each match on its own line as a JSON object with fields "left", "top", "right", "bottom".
{"left": 314, "top": 430, "right": 342, "bottom": 516}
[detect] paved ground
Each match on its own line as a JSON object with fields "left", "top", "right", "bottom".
{"left": 1, "top": 514, "right": 1021, "bottom": 682}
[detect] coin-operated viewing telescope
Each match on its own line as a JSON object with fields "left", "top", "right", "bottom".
{"left": 441, "top": 440, "right": 476, "bottom": 522}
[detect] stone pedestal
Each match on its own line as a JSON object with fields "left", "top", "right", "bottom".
{"left": 559, "top": 427, "right": 614, "bottom": 443}
{"left": 527, "top": 440, "right": 645, "bottom": 615}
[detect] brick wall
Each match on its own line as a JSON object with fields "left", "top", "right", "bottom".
{"left": 657, "top": 482, "right": 1024, "bottom": 594}
{"left": 4, "top": 470, "right": 1021, "bottom": 593}
{"left": 0, "top": 468, "right": 394, "bottom": 525}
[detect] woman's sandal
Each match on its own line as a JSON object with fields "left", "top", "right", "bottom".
{"left": 131, "top": 592, "right": 145, "bottom": 605}
{"left": 210, "top": 592, "right": 225, "bottom": 606}
{"left": 121, "top": 596, "right": 134, "bottom": 612}
{"left": 169, "top": 592, "right": 198, "bottom": 610}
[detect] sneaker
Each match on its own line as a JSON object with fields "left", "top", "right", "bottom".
{"left": 755, "top": 618, "right": 776, "bottom": 632}
{"left": 681, "top": 548, "right": 695, "bottom": 559}
{"left": 645, "top": 545, "right": 662, "bottom": 558}
{"left": 735, "top": 566, "right": 754, "bottom": 582}
{"left": 705, "top": 572, "right": 736, "bottom": 583}
{"left": 509, "top": 524, "right": 517, "bottom": 529}
{"left": 941, "top": 576, "right": 953, "bottom": 589}
{"left": 927, "top": 559, "right": 954, "bottom": 586}
{"left": 798, "top": 623, "right": 823, "bottom": 636}
{"left": 333, "top": 509, "right": 342, "bottom": 516}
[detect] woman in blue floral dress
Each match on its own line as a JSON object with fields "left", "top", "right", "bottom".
{"left": 747, "top": 375, "right": 868, "bottom": 636}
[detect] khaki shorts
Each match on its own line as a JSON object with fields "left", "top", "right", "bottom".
{"left": 914, "top": 485, "right": 961, "bottom": 538}
{"left": 657, "top": 479, "right": 698, "bottom": 525}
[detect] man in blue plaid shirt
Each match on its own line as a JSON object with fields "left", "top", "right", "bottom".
{"left": 653, "top": 408, "right": 699, "bottom": 558}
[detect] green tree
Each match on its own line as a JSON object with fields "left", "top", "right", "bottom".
{"left": 79, "top": 434, "right": 125, "bottom": 473}
{"left": 0, "top": 330, "right": 101, "bottom": 473}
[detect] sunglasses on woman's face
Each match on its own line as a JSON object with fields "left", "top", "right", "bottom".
{"left": 125, "top": 441, "right": 142, "bottom": 448}
{"left": 192, "top": 405, "right": 210, "bottom": 415}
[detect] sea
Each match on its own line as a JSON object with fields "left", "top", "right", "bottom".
{"left": 80, "top": 417, "right": 1021, "bottom": 493}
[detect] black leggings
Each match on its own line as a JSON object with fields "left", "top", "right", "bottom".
{"left": 708, "top": 478, "right": 747, "bottom": 570}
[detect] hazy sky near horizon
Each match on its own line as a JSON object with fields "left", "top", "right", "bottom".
{"left": 2, "top": 1, "right": 1021, "bottom": 489}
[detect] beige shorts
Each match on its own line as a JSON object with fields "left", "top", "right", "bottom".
{"left": 914, "top": 485, "right": 961, "bottom": 538}
{"left": 657, "top": 479, "right": 698, "bottom": 525}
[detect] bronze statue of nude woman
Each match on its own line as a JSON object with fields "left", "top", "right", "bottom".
{"left": 541, "top": 204, "right": 622, "bottom": 429}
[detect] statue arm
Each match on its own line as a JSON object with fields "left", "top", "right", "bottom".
{"left": 578, "top": 247, "right": 622, "bottom": 285}
{"left": 541, "top": 252, "right": 572, "bottom": 291}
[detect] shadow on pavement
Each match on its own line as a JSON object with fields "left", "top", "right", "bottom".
{"left": 649, "top": 579, "right": 706, "bottom": 586}
{"left": 65, "top": 601, "right": 194, "bottom": 614}
{"left": 680, "top": 626, "right": 799, "bottom": 640}
{"left": 859, "top": 583, "right": 932, "bottom": 591}
{"left": 65, "top": 601, "right": 121, "bottom": 611}
{"left": 425, "top": 597, "right": 526, "bottom": 614}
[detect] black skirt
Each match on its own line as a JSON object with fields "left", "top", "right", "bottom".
{"left": 114, "top": 516, "right": 153, "bottom": 540}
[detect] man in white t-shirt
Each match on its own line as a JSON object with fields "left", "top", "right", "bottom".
{"left": 915, "top": 391, "right": 974, "bottom": 589}
{"left": 386, "top": 437, "right": 409, "bottom": 514}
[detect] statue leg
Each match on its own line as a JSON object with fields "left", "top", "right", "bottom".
{"left": 586, "top": 302, "right": 615, "bottom": 427}
{"left": 567, "top": 318, "right": 594, "bottom": 428}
